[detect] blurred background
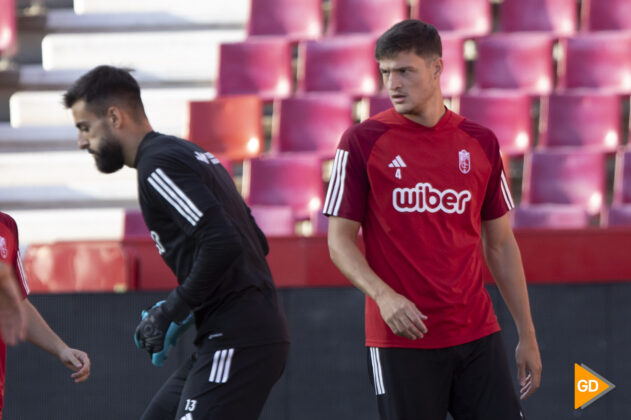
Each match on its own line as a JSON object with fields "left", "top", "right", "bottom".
{"left": 1, "top": 0, "right": 630, "bottom": 418}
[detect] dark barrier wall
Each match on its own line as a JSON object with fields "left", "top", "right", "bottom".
{"left": 6, "top": 284, "right": 631, "bottom": 420}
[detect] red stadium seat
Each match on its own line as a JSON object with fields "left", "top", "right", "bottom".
{"left": 0, "top": 0, "right": 16, "bottom": 57}
{"left": 297, "top": 35, "right": 379, "bottom": 96}
{"left": 243, "top": 153, "right": 324, "bottom": 218}
{"left": 582, "top": 0, "right": 631, "bottom": 31}
{"left": 512, "top": 204, "right": 590, "bottom": 229}
{"left": 473, "top": 33, "right": 555, "bottom": 94}
{"left": 538, "top": 91, "right": 621, "bottom": 151}
{"left": 414, "top": 0, "right": 491, "bottom": 37}
{"left": 459, "top": 90, "right": 532, "bottom": 156}
{"left": 247, "top": 0, "right": 322, "bottom": 39}
{"left": 24, "top": 241, "right": 134, "bottom": 292}
{"left": 521, "top": 148, "right": 606, "bottom": 215}
{"left": 440, "top": 33, "right": 466, "bottom": 97}
{"left": 613, "top": 147, "right": 631, "bottom": 204}
{"left": 557, "top": 32, "right": 631, "bottom": 94}
{"left": 603, "top": 205, "right": 631, "bottom": 227}
{"left": 327, "top": 0, "right": 407, "bottom": 35}
{"left": 310, "top": 210, "right": 329, "bottom": 235}
{"left": 249, "top": 205, "right": 296, "bottom": 236}
{"left": 217, "top": 38, "right": 293, "bottom": 100}
{"left": 187, "top": 95, "right": 264, "bottom": 160}
{"left": 123, "top": 209, "right": 150, "bottom": 239}
{"left": 364, "top": 94, "right": 392, "bottom": 118}
{"left": 499, "top": 0, "right": 578, "bottom": 34}
{"left": 272, "top": 93, "right": 353, "bottom": 155}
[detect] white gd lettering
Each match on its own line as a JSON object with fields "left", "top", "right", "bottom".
{"left": 150, "top": 231, "right": 166, "bottom": 255}
{"left": 392, "top": 182, "right": 471, "bottom": 214}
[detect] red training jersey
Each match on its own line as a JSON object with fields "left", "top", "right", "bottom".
{"left": 0, "top": 212, "right": 30, "bottom": 416}
{"left": 323, "top": 108, "right": 514, "bottom": 349}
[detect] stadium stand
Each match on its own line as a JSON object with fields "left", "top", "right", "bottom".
{"left": 557, "top": 31, "right": 631, "bottom": 93}
{"left": 521, "top": 148, "right": 607, "bottom": 215}
{"left": 327, "top": 0, "right": 407, "bottom": 35}
{"left": 247, "top": 0, "right": 322, "bottom": 39}
{"left": 242, "top": 153, "right": 324, "bottom": 219}
{"left": 498, "top": 0, "right": 578, "bottom": 34}
{"left": 512, "top": 204, "right": 591, "bottom": 229}
{"left": 249, "top": 204, "right": 296, "bottom": 236}
{"left": 614, "top": 146, "right": 631, "bottom": 204}
{"left": 414, "top": 0, "right": 491, "bottom": 37}
{"left": 581, "top": 0, "right": 631, "bottom": 31}
{"left": 473, "top": 33, "right": 555, "bottom": 94}
{"left": 604, "top": 204, "right": 631, "bottom": 227}
{"left": 538, "top": 90, "right": 622, "bottom": 151}
{"left": 271, "top": 93, "right": 353, "bottom": 154}
{"left": 0, "top": 0, "right": 16, "bottom": 60}
{"left": 459, "top": 90, "right": 532, "bottom": 155}
{"left": 297, "top": 34, "right": 379, "bottom": 96}
{"left": 187, "top": 95, "right": 264, "bottom": 160}
{"left": 439, "top": 33, "right": 466, "bottom": 97}
{"left": 217, "top": 37, "right": 293, "bottom": 100}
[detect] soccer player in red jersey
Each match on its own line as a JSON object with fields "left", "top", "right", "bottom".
{"left": 325, "top": 20, "right": 542, "bottom": 419}
{"left": 0, "top": 212, "right": 91, "bottom": 419}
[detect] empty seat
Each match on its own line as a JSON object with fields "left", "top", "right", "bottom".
{"left": 247, "top": 0, "right": 322, "bottom": 39}
{"left": 499, "top": 0, "right": 578, "bottom": 34}
{"left": 0, "top": 0, "right": 16, "bottom": 57}
{"left": 473, "top": 33, "right": 555, "bottom": 94}
{"left": 243, "top": 153, "right": 324, "bottom": 218}
{"left": 459, "top": 90, "right": 532, "bottom": 155}
{"left": 415, "top": 0, "right": 491, "bottom": 37}
{"left": 298, "top": 35, "right": 379, "bottom": 96}
{"left": 538, "top": 91, "right": 621, "bottom": 151}
{"left": 217, "top": 38, "right": 293, "bottom": 99}
{"left": 521, "top": 148, "right": 606, "bottom": 215}
{"left": 188, "top": 95, "right": 264, "bottom": 160}
{"left": 557, "top": 32, "right": 631, "bottom": 93}
{"left": 364, "top": 94, "right": 392, "bottom": 118}
{"left": 613, "top": 147, "right": 631, "bottom": 204}
{"left": 249, "top": 205, "right": 296, "bottom": 236}
{"left": 272, "top": 93, "right": 353, "bottom": 155}
{"left": 603, "top": 205, "right": 631, "bottom": 227}
{"left": 440, "top": 33, "right": 466, "bottom": 97}
{"left": 512, "top": 204, "right": 590, "bottom": 228}
{"left": 24, "top": 241, "right": 133, "bottom": 292}
{"left": 582, "top": 0, "right": 631, "bottom": 31}
{"left": 328, "top": 0, "right": 407, "bottom": 35}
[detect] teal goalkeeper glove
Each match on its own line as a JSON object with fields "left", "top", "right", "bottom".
{"left": 134, "top": 300, "right": 194, "bottom": 367}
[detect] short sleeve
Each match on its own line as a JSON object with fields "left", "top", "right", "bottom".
{"left": 322, "top": 127, "right": 369, "bottom": 222}
{"left": 481, "top": 147, "right": 515, "bottom": 220}
{"left": 139, "top": 155, "right": 219, "bottom": 235}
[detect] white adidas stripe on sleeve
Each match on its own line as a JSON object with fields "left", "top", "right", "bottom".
{"left": 16, "top": 252, "right": 29, "bottom": 295}
{"left": 500, "top": 171, "right": 515, "bottom": 210}
{"left": 147, "top": 169, "right": 203, "bottom": 226}
{"left": 324, "top": 149, "right": 349, "bottom": 216}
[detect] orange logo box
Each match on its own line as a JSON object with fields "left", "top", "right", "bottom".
{"left": 574, "top": 363, "right": 615, "bottom": 410}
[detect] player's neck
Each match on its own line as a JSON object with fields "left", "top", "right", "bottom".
{"left": 401, "top": 97, "right": 446, "bottom": 128}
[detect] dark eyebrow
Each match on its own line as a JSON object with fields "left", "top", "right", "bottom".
{"left": 75, "top": 122, "right": 88, "bottom": 130}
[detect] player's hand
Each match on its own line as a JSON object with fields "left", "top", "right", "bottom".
{"left": 135, "top": 304, "right": 171, "bottom": 354}
{"left": 375, "top": 288, "right": 428, "bottom": 340}
{"left": 516, "top": 334, "right": 542, "bottom": 400}
{"left": 0, "top": 272, "right": 26, "bottom": 346}
{"left": 59, "top": 347, "right": 91, "bottom": 383}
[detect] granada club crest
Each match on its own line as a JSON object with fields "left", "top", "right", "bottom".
{"left": 458, "top": 149, "right": 471, "bottom": 174}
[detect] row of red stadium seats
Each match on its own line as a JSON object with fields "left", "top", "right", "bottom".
{"left": 188, "top": 90, "right": 629, "bottom": 161}
{"left": 216, "top": 31, "right": 631, "bottom": 101}
{"left": 248, "top": 0, "right": 631, "bottom": 38}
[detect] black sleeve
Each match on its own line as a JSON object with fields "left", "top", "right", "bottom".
{"left": 162, "top": 205, "right": 242, "bottom": 321}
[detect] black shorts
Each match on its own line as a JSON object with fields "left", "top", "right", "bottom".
{"left": 367, "top": 332, "right": 524, "bottom": 420}
{"left": 140, "top": 340, "right": 289, "bottom": 420}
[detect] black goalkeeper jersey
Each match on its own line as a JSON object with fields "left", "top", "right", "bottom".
{"left": 134, "top": 131, "right": 289, "bottom": 347}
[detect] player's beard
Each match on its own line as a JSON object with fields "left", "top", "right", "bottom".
{"left": 92, "top": 130, "right": 125, "bottom": 173}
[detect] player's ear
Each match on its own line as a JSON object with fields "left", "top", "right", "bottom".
{"left": 433, "top": 57, "right": 443, "bottom": 79}
{"left": 107, "top": 106, "right": 122, "bottom": 128}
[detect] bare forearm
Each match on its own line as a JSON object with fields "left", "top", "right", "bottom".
{"left": 24, "top": 299, "right": 68, "bottom": 357}
{"left": 329, "top": 234, "right": 391, "bottom": 301}
{"left": 486, "top": 236, "right": 535, "bottom": 338}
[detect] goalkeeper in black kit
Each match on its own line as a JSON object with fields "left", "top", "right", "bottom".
{"left": 64, "top": 65, "right": 290, "bottom": 420}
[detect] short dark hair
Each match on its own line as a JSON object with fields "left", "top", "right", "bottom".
{"left": 63, "top": 65, "right": 145, "bottom": 118}
{"left": 375, "top": 19, "right": 442, "bottom": 61}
